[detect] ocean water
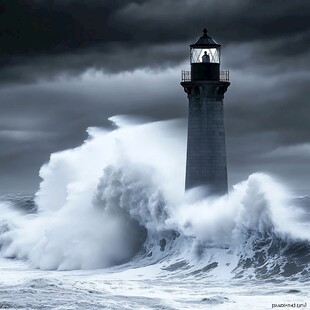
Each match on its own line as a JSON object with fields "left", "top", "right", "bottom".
{"left": 0, "top": 117, "right": 309, "bottom": 309}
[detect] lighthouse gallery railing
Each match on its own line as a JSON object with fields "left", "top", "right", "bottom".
{"left": 181, "top": 69, "right": 229, "bottom": 82}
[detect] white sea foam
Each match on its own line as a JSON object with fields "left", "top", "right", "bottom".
{"left": 0, "top": 117, "right": 309, "bottom": 273}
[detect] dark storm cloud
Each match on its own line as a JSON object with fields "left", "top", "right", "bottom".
{"left": 224, "top": 67, "right": 310, "bottom": 191}
{"left": 227, "top": 75, "right": 310, "bottom": 145}
{"left": 0, "top": 71, "right": 186, "bottom": 193}
{"left": 0, "top": 0, "right": 309, "bottom": 194}
{"left": 1, "top": 0, "right": 309, "bottom": 83}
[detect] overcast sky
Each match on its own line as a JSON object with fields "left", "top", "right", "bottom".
{"left": 0, "top": 0, "right": 309, "bottom": 194}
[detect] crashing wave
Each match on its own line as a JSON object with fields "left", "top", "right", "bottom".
{"left": 0, "top": 117, "right": 309, "bottom": 281}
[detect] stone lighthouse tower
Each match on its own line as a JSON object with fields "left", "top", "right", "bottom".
{"left": 181, "top": 29, "right": 230, "bottom": 195}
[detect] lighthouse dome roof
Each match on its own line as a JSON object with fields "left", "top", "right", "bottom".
{"left": 190, "top": 29, "right": 221, "bottom": 48}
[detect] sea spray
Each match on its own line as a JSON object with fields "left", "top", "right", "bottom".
{"left": 0, "top": 117, "right": 309, "bottom": 278}
{"left": 0, "top": 118, "right": 182, "bottom": 269}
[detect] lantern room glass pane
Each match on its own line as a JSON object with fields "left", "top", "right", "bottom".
{"left": 190, "top": 48, "right": 220, "bottom": 64}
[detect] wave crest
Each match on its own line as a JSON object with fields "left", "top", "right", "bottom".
{"left": 0, "top": 118, "right": 309, "bottom": 279}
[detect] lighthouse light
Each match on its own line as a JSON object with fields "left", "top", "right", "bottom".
{"left": 190, "top": 48, "right": 220, "bottom": 64}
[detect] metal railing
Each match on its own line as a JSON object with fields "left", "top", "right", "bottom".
{"left": 181, "top": 70, "right": 191, "bottom": 82}
{"left": 181, "top": 69, "right": 230, "bottom": 82}
{"left": 220, "top": 69, "right": 229, "bottom": 82}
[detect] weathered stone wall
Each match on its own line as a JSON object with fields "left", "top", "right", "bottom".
{"left": 183, "top": 81, "right": 229, "bottom": 195}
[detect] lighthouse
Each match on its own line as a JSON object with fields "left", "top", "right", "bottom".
{"left": 181, "top": 29, "right": 230, "bottom": 195}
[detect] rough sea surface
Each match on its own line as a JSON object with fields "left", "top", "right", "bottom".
{"left": 0, "top": 118, "right": 309, "bottom": 309}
